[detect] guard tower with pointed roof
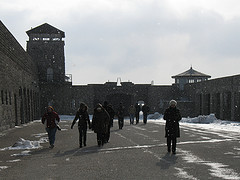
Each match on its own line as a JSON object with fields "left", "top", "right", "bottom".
{"left": 26, "top": 23, "right": 66, "bottom": 83}
{"left": 172, "top": 67, "right": 211, "bottom": 90}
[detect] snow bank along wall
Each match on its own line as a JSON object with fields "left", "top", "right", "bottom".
{"left": 1, "top": 21, "right": 240, "bottom": 131}
{"left": 184, "top": 75, "right": 240, "bottom": 121}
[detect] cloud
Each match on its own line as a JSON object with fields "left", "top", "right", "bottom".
{"left": 1, "top": 0, "right": 240, "bottom": 85}
{"left": 62, "top": 2, "right": 240, "bottom": 84}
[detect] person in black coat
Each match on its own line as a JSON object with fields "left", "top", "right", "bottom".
{"left": 163, "top": 100, "right": 182, "bottom": 154}
{"left": 92, "top": 103, "right": 110, "bottom": 147}
{"left": 103, "top": 101, "right": 115, "bottom": 142}
{"left": 71, "top": 103, "right": 91, "bottom": 148}
{"left": 117, "top": 103, "right": 125, "bottom": 129}
{"left": 142, "top": 104, "right": 150, "bottom": 124}
{"left": 135, "top": 103, "right": 141, "bottom": 124}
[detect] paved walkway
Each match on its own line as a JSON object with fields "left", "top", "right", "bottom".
{"left": 0, "top": 118, "right": 240, "bottom": 180}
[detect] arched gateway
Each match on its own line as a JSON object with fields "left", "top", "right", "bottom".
{"left": 106, "top": 93, "right": 133, "bottom": 115}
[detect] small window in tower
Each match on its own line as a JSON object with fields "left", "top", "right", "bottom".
{"left": 43, "top": 38, "right": 50, "bottom": 41}
{"left": 33, "top": 37, "right": 40, "bottom": 41}
{"left": 47, "top": 68, "right": 54, "bottom": 82}
{"left": 189, "top": 79, "right": 195, "bottom": 83}
{"left": 52, "top": 38, "right": 60, "bottom": 41}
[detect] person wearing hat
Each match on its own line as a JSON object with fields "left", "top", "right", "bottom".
{"left": 42, "top": 106, "right": 60, "bottom": 149}
{"left": 163, "top": 100, "right": 182, "bottom": 154}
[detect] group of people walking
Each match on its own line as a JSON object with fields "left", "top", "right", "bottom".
{"left": 41, "top": 100, "right": 181, "bottom": 154}
{"left": 121, "top": 103, "right": 150, "bottom": 126}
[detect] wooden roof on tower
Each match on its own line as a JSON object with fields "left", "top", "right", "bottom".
{"left": 26, "top": 23, "right": 65, "bottom": 37}
{"left": 172, "top": 67, "right": 211, "bottom": 78}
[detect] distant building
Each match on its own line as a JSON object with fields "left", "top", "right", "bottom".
{"left": 172, "top": 67, "right": 211, "bottom": 90}
{"left": 26, "top": 23, "right": 67, "bottom": 83}
{"left": 1, "top": 21, "right": 240, "bottom": 131}
{"left": 26, "top": 23, "right": 73, "bottom": 114}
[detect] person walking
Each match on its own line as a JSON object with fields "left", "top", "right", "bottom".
{"left": 71, "top": 103, "right": 91, "bottom": 148}
{"left": 142, "top": 104, "right": 150, "bottom": 124}
{"left": 92, "top": 103, "right": 110, "bottom": 147}
{"left": 117, "top": 103, "right": 125, "bottom": 129}
{"left": 103, "top": 101, "right": 115, "bottom": 142}
{"left": 128, "top": 105, "right": 135, "bottom": 125}
{"left": 135, "top": 103, "right": 141, "bottom": 124}
{"left": 42, "top": 106, "right": 60, "bottom": 149}
{"left": 108, "top": 104, "right": 115, "bottom": 127}
{"left": 163, "top": 100, "right": 182, "bottom": 154}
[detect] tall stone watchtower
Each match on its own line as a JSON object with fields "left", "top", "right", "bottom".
{"left": 26, "top": 23, "right": 66, "bottom": 83}
{"left": 172, "top": 67, "right": 211, "bottom": 90}
{"left": 26, "top": 23, "right": 72, "bottom": 114}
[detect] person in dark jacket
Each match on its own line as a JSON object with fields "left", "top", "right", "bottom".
{"left": 103, "top": 101, "right": 115, "bottom": 142}
{"left": 135, "top": 103, "right": 141, "bottom": 124}
{"left": 142, "top": 104, "right": 150, "bottom": 124}
{"left": 163, "top": 100, "right": 182, "bottom": 154}
{"left": 42, "top": 106, "right": 60, "bottom": 149}
{"left": 117, "top": 103, "right": 125, "bottom": 129}
{"left": 71, "top": 103, "right": 91, "bottom": 148}
{"left": 92, "top": 103, "right": 110, "bottom": 147}
{"left": 108, "top": 104, "right": 115, "bottom": 127}
{"left": 128, "top": 104, "right": 135, "bottom": 125}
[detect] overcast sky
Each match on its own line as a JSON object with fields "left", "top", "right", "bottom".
{"left": 1, "top": 0, "right": 240, "bottom": 85}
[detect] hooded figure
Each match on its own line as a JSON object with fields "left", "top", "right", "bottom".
{"left": 92, "top": 103, "right": 110, "bottom": 147}
{"left": 163, "top": 100, "right": 181, "bottom": 154}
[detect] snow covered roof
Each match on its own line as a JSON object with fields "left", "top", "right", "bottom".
{"left": 26, "top": 23, "right": 65, "bottom": 37}
{"left": 172, "top": 67, "right": 211, "bottom": 78}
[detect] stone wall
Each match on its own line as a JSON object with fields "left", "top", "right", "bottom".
{"left": 0, "top": 21, "right": 40, "bottom": 131}
{"left": 185, "top": 75, "right": 240, "bottom": 121}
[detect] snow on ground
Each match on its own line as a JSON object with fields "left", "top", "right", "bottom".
{"left": 61, "top": 113, "right": 240, "bottom": 133}
{"left": 0, "top": 113, "right": 240, "bottom": 177}
{"left": 1, "top": 113, "right": 240, "bottom": 152}
{"left": 149, "top": 113, "right": 240, "bottom": 133}
{"left": 180, "top": 115, "right": 240, "bottom": 134}
{"left": 0, "top": 132, "right": 48, "bottom": 158}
